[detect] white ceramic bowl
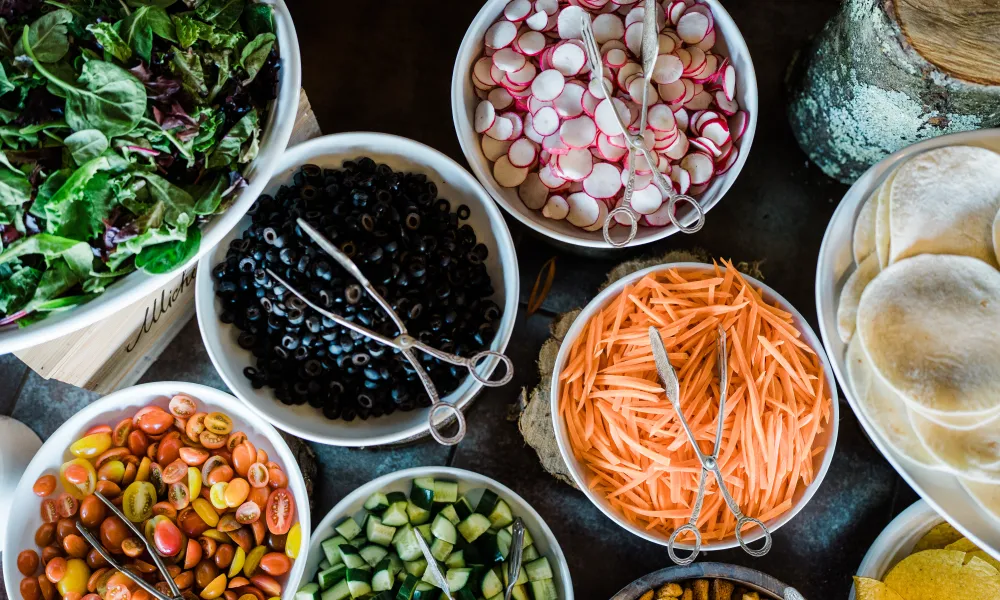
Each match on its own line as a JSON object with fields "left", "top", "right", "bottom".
{"left": 196, "top": 133, "right": 519, "bottom": 447}
{"left": 550, "top": 262, "right": 839, "bottom": 551}
{"left": 1, "top": 382, "right": 311, "bottom": 600}
{"left": 451, "top": 0, "right": 758, "bottom": 250}
{"left": 303, "top": 466, "right": 574, "bottom": 600}
{"left": 848, "top": 500, "right": 944, "bottom": 600}
{"left": 815, "top": 128, "right": 1000, "bottom": 561}
{"left": 0, "top": 4, "right": 302, "bottom": 355}
{"left": 611, "top": 563, "right": 803, "bottom": 600}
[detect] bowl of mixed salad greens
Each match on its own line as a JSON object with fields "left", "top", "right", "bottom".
{"left": 0, "top": 0, "right": 300, "bottom": 353}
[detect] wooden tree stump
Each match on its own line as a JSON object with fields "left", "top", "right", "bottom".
{"left": 788, "top": 0, "right": 1000, "bottom": 183}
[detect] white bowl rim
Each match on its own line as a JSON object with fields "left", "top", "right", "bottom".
{"left": 0, "top": 381, "right": 312, "bottom": 599}
{"left": 550, "top": 262, "right": 840, "bottom": 550}
{"left": 195, "top": 132, "right": 520, "bottom": 447}
{"left": 849, "top": 500, "right": 941, "bottom": 600}
{"left": 450, "top": 0, "right": 759, "bottom": 249}
{"left": 0, "top": 2, "right": 302, "bottom": 355}
{"left": 814, "top": 127, "right": 1000, "bottom": 562}
{"left": 305, "top": 466, "right": 574, "bottom": 600}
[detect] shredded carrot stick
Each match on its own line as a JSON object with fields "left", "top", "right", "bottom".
{"left": 558, "top": 262, "right": 831, "bottom": 541}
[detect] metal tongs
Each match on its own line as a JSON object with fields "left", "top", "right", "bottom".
{"left": 502, "top": 518, "right": 526, "bottom": 600}
{"left": 414, "top": 531, "right": 454, "bottom": 600}
{"left": 268, "top": 219, "right": 514, "bottom": 446}
{"left": 75, "top": 492, "right": 184, "bottom": 600}
{"left": 581, "top": 5, "right": 706, "bottom": 247}
{"left": 648, "top": 325, "right": 772, "bottom": 564}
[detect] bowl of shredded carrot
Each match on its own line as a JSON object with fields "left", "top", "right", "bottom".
{"left": 551, "top": 261, "right": 837, "bottom": 551}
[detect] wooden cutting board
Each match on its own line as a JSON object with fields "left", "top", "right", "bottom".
{"left": 14, "top": 90, "right": 322, "bottom": 394}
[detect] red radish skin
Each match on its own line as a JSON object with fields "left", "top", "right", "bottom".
{"left": 475, "top": 101, "right": 496, "bottom": 134}
{"left": 508, "top": 137, "right": 538, "bottom": 168}
{"left": 504, "top": 0, "right": 532, "bottom": 22}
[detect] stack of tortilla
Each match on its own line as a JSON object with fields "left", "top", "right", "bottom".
{"left": 837, "top": 145, "right": 1000, "bottom": 526}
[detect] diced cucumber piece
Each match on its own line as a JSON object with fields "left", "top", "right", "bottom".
{"left": 437, "top": 504, "right": 460, "bottom": 525}
{"left": 360, "top": 544, "right": 389, "bottom": 567}
{"left": 454, "top": 497, "right": 474, "bottom": 520}
{"left": 505, "top": 524, "right": 533, "bottom": 548}
{"left": 530, "top": 579, "right": 558, "bottom": 600}
{"left": 345, "top": 568, "right": 372, "bottom": 598}
{"left": 458, "top": 513, "right": 492, "bottom": 543}
{"left": 502, "top": 565, "right": 527, "bottom": 586}
{"left": 337, "top": 544, "right": 367, "bottom": 569}
{"left": 336, "top": 518, "right": 363, "bottom": 541}
{"left": 397, "top": 574, "right": 419, "bottom": 600}
{"left": 366, "top": 516, "right": 397, "bottom": 547}
{"left": 322, "top": 536, "right": 349, "bottom": 566}
{"left": 454, "top": 589, "right": 477, "bottom": 600}
{"left": 382, "top": 497, "right": 410, "bottom": 527}
{"left": 319, "top": 560, "right": 332, "bottom": 571}
{"left": 525, "top": 558, "right": 552, "bottom": 582}
{"left": 431, "top": 514, "right": 458, "bottom": 544}
{"left": 392, "top": 525, "right": 423, "bottom": 562}
{"left": 410, "top": 478, "right": 435, "bottom": 510}
{"left": 364, "top": 492, "right": 389, "bottom": 513}
{"left": 510, "top": 584, "right": 529, "bottom": 600}
{"left": 521, "top": 545, "right": 539, "bottom": 562}
{"left": 475, "top": 489, "right": 498, "bottom": 515}
{"left": 480, "top": 568, "right": 503, "bottom": 598}
{"left": 372, "top": 557, "right": 399, "bottom": 592}
{"left": 496, "top": 528, "right": 512, "bottom": 561}
{"left": 419, "top": 563, "right": 439, "bottom": 586}
{"left": 445, "top": 568, "right": 473, "bottom": 591}
{"left": 477, "top": 532, "right": 504, "bottom": 564}
{"left": 460, "top": 541, "right": 483, "bottom": 566}
{"left": 432, "top": 480, "right": 459, "bottom": 503}
{"left": 444, "top": 550, "right": 465, "bottom": 569}
{"left": 407, "top": 500, "right": 432, "bottom": 525}
{"left": 403, "top": 558, "right": 427, "bottom": 577}
{"left": 411, "top": 583, "right": 437, "bottom": 600}
{"left": 321, "top": 579, "right": 351, "bottom": 600}
{"left": 417, "top": 524, "right": 433, "bottom": 543}
{"left": 317, "top": 564, "right": 347, "bottom": 590}
{"left": 430, "top": 538, "right": 453, "bottom": 562}
{"left": 296, "top": 582, "right": 321, "bottom": 600}
{"left": 486, "top": 500, "right": 513, "bottom": 529}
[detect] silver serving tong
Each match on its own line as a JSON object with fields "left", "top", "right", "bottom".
{"left": 648, "top": 325, "right": 772, "bottom": 564}
{"left": 503, "top": 518, "right": 526, "bottom": 600}
{"left": 75, "top": 492, "right": 184, "bottom": 600}
{"left": 267, "top": 218, "right": 514, "bottom": 446}
{"left": 414, "top": 530, "right": 454, "bottom": 600}
{"left": 581, "top": 12, "right": 706, "bottom": 245}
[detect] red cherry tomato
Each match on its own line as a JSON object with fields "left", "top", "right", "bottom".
{"left": 40, "top": 500, "right": 59, "bottom": 523}
{"left": 55, "top": 493, "right": 78, "bottom": 518}
{"left": 264, "top": 488, "right": 294, "bottom": 536}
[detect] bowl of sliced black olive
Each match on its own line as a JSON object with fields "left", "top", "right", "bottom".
{"left": 195, "top": 132, "right": 519, "bottom": 446}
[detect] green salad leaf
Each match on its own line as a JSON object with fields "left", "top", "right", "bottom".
{"left": 0, "top": 266, "right": 42, "bottom": 314}
{"left": 87, "top": 22, "right": 132, "bottom": 63}
{"left": 191, "top": 173, "right": 227, "bottom": 215}
{"left": 0, "top": 64, "right": 15, "bottom": 98}
{"left": 0, "top": 233, "right": 94, "bottom": 279}
{"left": 30, "top": 155, "right": 126, "bottom": 240}
{"left": 0, "top": 156, "right": 31, "bottom": 227}
{"left": 243, "top": 3, "right": 274, "bottom": 38}
{"left": 207, "top": 108, "right": 257, "bottom": 169}
{"left": 240, "top": 32, "right": 274, "bottom": 83}
{"left": 63, "top": 129, "right": 110, "bottom": 165}
{"left": 120, "top": 5, "right": 177, "bottom": 63}
{"left": 18, "top": 9, "right": 73, "bottom": 63}
{"left": 169, "top": 45, "right": 207, "bottom": 97}
{"left": 134, "top": 226, "right": 200, "bottom": 274}
{"left": 196, "top": 0, "right": 244, "bottom": 30}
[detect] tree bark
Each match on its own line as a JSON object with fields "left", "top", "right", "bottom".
{"left": 787, "top": 0, "right": 1000, "bottom": 184}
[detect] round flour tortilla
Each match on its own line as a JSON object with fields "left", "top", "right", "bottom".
{"left": 853, "top": 192, "right": 877, "bottom": 265}
{"left": 889, "top": 146, "right": 1000, "bottom": 268}
{"left": 961, "top": 478, "right": 1000, "bottom": 524}
{"left": 875, "top": 170, "right": 896, "bottom": 269}
{"left": 845, "top": 336, "right": 941, "bottom": 468}
{"left": 993, "top": 209, "right": 1000, "bottom": 266}
{"left": 911, "top": 410, "right": 1000, "bottom": 483}
{"left": 856, "top": 254, "right": 1000, "bottom": 416}
{"left": 837, "top": 253, "right": 879, "bottom": 344}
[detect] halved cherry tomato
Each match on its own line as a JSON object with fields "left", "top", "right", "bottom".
{"left": 283, "top": 523, "right": 301, "bottom": 559}
{"left": 136, "top": 408, "right": 173, "bottom": 435}
{"left": 156, "top": 432, "right": 183, "bottom": 465}
{"left": 111, "top": 419, "right": 131, "bottom": 448}
{"left": 162, "top": 460, "right": 188, "bottom": 485}
{"left": 226, "top": 432, "right": 248, "bottom": 452}
{"left": 45, "top": 558, "right": 67, "bottom": 583}
{"left": 200, "top": 431, "right": 227, "bottom": 450}
{"left": 40, "top": 500, "right": 59, "bottom": 523}
{"left": 265, "top": 466, "right": 287, "bottom": 490}
{"left": 224, "top": 479, "right": 249, "bottom": 508}
{"left": 96, "top": 461, "right": 125, "bottom": 484}
{"left": 235, "top": 502, "right": 260, "bottom": 525}
{"left": 59, "top": 459, "right": 97, "bottom": 499}
{"left": 179, "top": 447, "right": 209, "bottom": 466}
{"left": 246, "top": 464, "right": 268, "bottom": 489}
{"left": 55, "top": 493, "right": 78, "bottom": 518}
{"left": 84, "top": 425, "right": 112, "bottom": 436}
{"left": 153, "top": 519, "right": 183, "bottom": 556}
{"left": 34, "top": 475, "right": 57, "bottom": 497}
{"left": 18, "top": 550, "right": 40, "bottom": 576}
{"left": 169, "top": 395, "right": 198, "bottom": 418}
{"left": 264, "top": 489, "right": 294, "bottom": 536}
{"left": 121, "top": 481, "right": 156, "bottom": 522}
{"left": 231, "top": 443, "right": 257, "bottom": 477}
{"left": 127, "top": 431, "right": 148, "bottom": 457}
{"left": 169, "top": 482, "right": 191, "bottom": 510}
{"left": 204, "top": 413, "right": 233, "bottom": 435}
{"left": 210, "top": 483, "right": 229, "bottom": 510}
{"left": 186, "top": 413, "right": 207, "bottom": 442}
{"left": 257, "top": 553, "right": 290, "bottom": 577}
{"left": 69, "top": 433, "right": 112, "bottom": 459}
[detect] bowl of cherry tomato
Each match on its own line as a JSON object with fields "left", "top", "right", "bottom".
{"left": 2, "top": 382, "right": 310, "bottom": 600}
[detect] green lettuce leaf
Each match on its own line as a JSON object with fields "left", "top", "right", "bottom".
{"left": 87, "top": 22, "right": 132, "bottom": 63}
{"left": 18, "top": 9, "right": 73, "bottom": 63}
{"left": 63, "top": 129, "right": 109, "bottom": 165}
{"left": 0, "top": 265, "right": 42, "bottom": 314}
{"left": 196, "top": 0, "right": 244, "bottom": 30}
{"left": 239, "top": 32, "right": 274, "bottom": 83}
{"left": 120, "top": 5, "right": 177, "bottom": 63}
{"left": 135, "top": 226, "right": 200, "bottom": 274}
{"left": 0, "top": 233, "right": 94, "bottom": 279}
{"left": 206, "top": 108, "right": 257, "bottom": 169}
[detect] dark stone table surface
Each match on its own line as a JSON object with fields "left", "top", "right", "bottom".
{"left": 0, "top": 1, "right": 921, "bottom": 599}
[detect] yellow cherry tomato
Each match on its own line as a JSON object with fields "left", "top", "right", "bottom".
{"left": 209, "top": 482, "right": 228, "bottom": 510}
{"left": 284, "top": 522, "right": 301, "bottom": 559}
{"left": 56, "top": 559, "right": 90, "bottom": 596}
{"left": 135, "top": 456, "right": 151, "bottom": 482}
{"left": 192, "top": 498, "right": 219, "bottom": 527}
{"left": 228, "top": 546, "right": 246, "bottom": 578}
{"left": 69, "top": 433, "right": 112, "bottom": 459}
{"left": 59, "top": 459, "right": 97, "bottom": 500}
{"left": 188, "top": 466, "right": 202, "bottom": 499}
{"left": 243, "top": 545, "right": 266, "bottom": 577}
{"left": 122, "top": 481, "right": 156, "bottom": 522}
{"left": 202, "top": 529, "right": 229, "bottom": 543}
{"left": 199, "top": 573, "right": 227, "bottom": 599}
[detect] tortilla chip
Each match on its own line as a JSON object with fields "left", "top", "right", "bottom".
{"left": 912, "top": 523, "right": 965, "bottom": 552}
{"left": 945, "top": 538, "right": 980, "bottom": 553}
{"left": 853, "top": 577, "right": 905, "bottom": 600}
{"left": 970, "top": 550, "right": 1000, "bottom": 572}
{"left": 884, "top": 550, "right": 1000, "bottom": 600}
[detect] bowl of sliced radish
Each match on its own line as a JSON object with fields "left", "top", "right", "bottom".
{"left": 298, "top": 467, "right": 573, "bottom": 600}
{"left": 452, "top": 0, "right": 757, "bottom": 250}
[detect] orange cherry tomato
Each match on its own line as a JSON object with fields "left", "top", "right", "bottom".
{"left": 136, "top": 408, "right": 173, "bottom": 435}
{"left": 179, "top": 447, "right": 209, "bottom": 466}
{"left": 162, "top": 460, "right": 189, "bottom": 485}
{"left": 231, "top": 443, "right": 257, "bottom": 478}
{"left": 112, "top": 419, "right": 131, "bottom": 448}
{"left": 169, "top": 482, "right": 191, "bottom": 510}
{"left": 169, "top": 394, "right": 198, "bottom": 418}
{"left": 266, "top": 467, "right": 287, "bottom": 490}
{"left": 226, "top": 432, "right": 248, "bottom": 453}
{"left": 84, "top": 425, "right": 112, "bottom": 436}
{"left": 44, "top": 558, "right": 66, "bottom": 583}
{"left": 235, "top": 502, "right": 260, "bottom": 525}
{"left": 257, "top": 553, "right": 290, "bottom": 577}
{"left": 186, "top": 413, "right": 207, "bottom": 442}
{"left": 40, "top": 500, "right": 59, "bottom": 523}
{"left": 263, "top": 489, "right": 294, "bottom": 536}
{"left": 156, "top": 432, "right": 183, "bottom": 466}
{"left": 246, "top": 464, "right": 269, "bottom": 488}
{"left": 56, "top": 492, "right": 79, "bottom": 518}
{"left": 34, "top": 475, "right": 57, "bottom": 497}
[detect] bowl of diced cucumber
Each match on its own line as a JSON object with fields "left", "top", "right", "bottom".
{"left": 297, "top": 467, "right": 573, "bottom": 600}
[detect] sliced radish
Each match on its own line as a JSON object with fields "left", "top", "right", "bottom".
{"left": 485, "top": 116, "right": 515, "bottom": 141}
{"left": 531, "top": 69, "right": 566, "bottom": 101}
{"left": 529, "top": 95, "right": 553, "bottom": 113}
{"left": 621, "top": 167, "right": 653, "bottom": 189}
{"left": 532, "top": 106, "right": 561, "bottom": 136}
{"left": 714, "top": 91, "right": 738, "bottom": 115}
{"left": 516, "top": 31, "right": 546, "bottom": 56}
{"left": 690, "top": 136, "right": 721, "bottom": 157}
{"left": 658, "top": 79, "right": 685, "bottom": 103}
{"left": 518, "top": 172, "right": 549, "bottom": 209}
{"left": 474, "top": 57, "right": 496, "bottom": 85}
{"left": 605, "top": 48, "right": 628, "bottom": 69}
{"left": 582, "top": 200, "right": 609, "bottom": 231}
{"left": 542, "top": 194, "right": 570, "bottom": 220}
{"left": 525, "top": 10, "right": 549, "bottom": 30}
{"left": 542, "top": 133, "right": 570, "bottom": 156}
{"left": 504, "top": 0, "right": 532, "bottom": 22}
{"left": 647, "top": 104, "right": 677, "bottom": 132}
{"left": 593, "top": 13, "right": 625, "bottom": 43}
{"left": 696, "top": 28, "right": 716, "bottom": 51}
{"left": 582, "top": 90, "right": 600, "bottom": 117}
{"left": 630, "top": 185, "right": 663, "bottom": 214}
{"left": 485, "top": 21, "right": 518, "bottom": 49}
{"left": 623, "top": 149, "right": 653, "bottom": 176}
{"left": 552, "top": 42, "right": 587, "bottom": 76}
{"left": 692, "top": 54, "right": 720, "bottom": 84}
{"left": 667, "top": 0, "right": 687, "bottom": 25}
{"left": 594, "top": 97, "right": 629, "bottom": 135}
{"left": 597, "top": 133, "right": 628, "bottom": 161}
{"left": 729, "top": 110, "right": 748, "bottom": 142}
{"left": 554, "top": 82, "right": 586, "bottom": 118}
{"left": 557, "top": 5, "right": 587, "bottom": 40}
{"left": 536, "top": 0, "right": 559, "bottom": 16}
{"left": 607, "top": 133, "right": 628, "bottom": 149}
{"left": 556, "top": 148, "right": 594, "bottom": 181}
{"left": 494, "top": 155, "right": 529, "bottom": 187}
{"left": 686, "top": 90, "right": 713, "bottom": 110}
{"left": 658, "top": 33, "right": 677, "bottom": 54}
{"left": 582, "top": 162, "right": 622, "bottom": 198}
{"left": 664, "top": 130, "right": 689, "bottom": 160}
{"left": 502, "top": 111, "right": 525, "bottom": 139}
{"left": 715, "top": 146, "right": 739, "bottom": 175}
{"left": 508, "top": 137, "right": 538, "bottom": 167}
{"left": 566, "top": 192, "right": 602, "bottom": 227}
{"left": 643, "top": 199, "right": 675, "bottom": 226}
{"left": 701, "top": 119, "right": 730, "bottom": 147}
{"left": 560, "top": 115, "right": 598, "bottom": 148}
{"left": 674, "top": 48, "right": 692, "bottom": 72}
{"left": 684, "top": 47, "right": 707, "bottom": 77}
{"left": 670, "top": 166, "right": 691, "bottom": 194}
{"left": 488, "top": 88, "right": 513, "bottom": 111}
{"left": 677, "top": 11, "right": 709, "bottom": 44}
{"left": 539, "top": 163, "right": 568, "bottom": 189}
{"left": 721, "top": 64, "right": 736, "bottom": 101}
{"left": 674, "top": 107, "right": 690, "bottom": 132}
{"left": 652, "top": 54, "right": 684, "bottom": 85}
{"left": 475, "top": 100, "right": 496, "bottom": 134}
{"left": 494, "top": 48, "right": 527, "bottom": 72}
{"left": 681, "top": 152, "right": 714, "bottom": 185}
{"left": 482, "top": 136, "right": 513, "bottom": 161}
{"left": 588, "top": 76, "right": 610, "bottom": 99}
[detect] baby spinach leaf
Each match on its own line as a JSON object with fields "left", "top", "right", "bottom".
{"left": 63, "top": 129, "right": 109, "bottom": 165}
{"left": 29, "top": 292, "right": 96, "bottom": 313}
{"left": 25, "top": 30, "right": 147, "bottom": 137}
{"left": 169, "top": 45, "right": 207, "bottom": 97}
{"left": 0, "top": 63, "right": 15, "bottom": 97}
{"left": 87, "top": 22, "right": 131, "bottom": 63}
{"left": 18, "top": 9, "right": 73, "bottom": 63}
{"left": 196, "top": 0, "right": 243, "bottom": 30}
{"left": 206, "top": 108, "right": 256, "bottom": 169}
{"left": 127, "top": 0, "right": 179, "bottom": 7}
{"left": 107, "top": 224, "right": 185, "bottom": 270}
{"left": 205, "top": 48, "right": 231, "bottom": 103}
{"left": 0, "top": 265, "right": 41, "bottom": 314}
{"left": 243, "top": 4, "right": 274, "bottom": 38}
{"left": 135, "top": 226, "right": 199, "bottom": 274}
{"left": 190, "top": 172, "right": 226, "bottom": 215}
{"left": 121, "top": 5, "right": 177, "bottom": 63}
{"left": 239, "top": 32, "right": 274, "bottom": 83}
{"left": 135, "top": 171, "right": 195, "bottom": 229}
{"left": 0, "top": 233, "right": 94, "bottom": 279}
{"left": 19, "top": 258, "right": 84, "bottom": 314}
{"left": 0, "top": 155, "right": 31, "bottom": 227}
{"left": 30, "top": 156, "right": 125, "bottom": 241}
